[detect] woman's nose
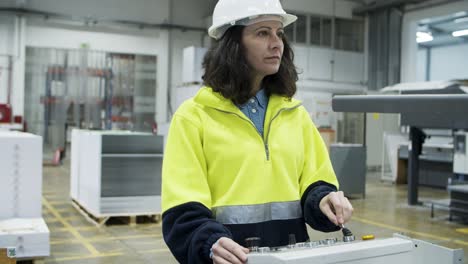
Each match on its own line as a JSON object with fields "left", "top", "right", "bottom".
{"left": 270, "top": 34, "right": 283, "bottom": 50}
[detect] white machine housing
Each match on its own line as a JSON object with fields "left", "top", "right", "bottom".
{"left": 247, "top": 234, "right": 463, "bottom": 264}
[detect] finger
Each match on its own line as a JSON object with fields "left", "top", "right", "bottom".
{"left": 229, "top": 244, "right": 248, "bottom": 263}
{"left": 320, "top": 202, "right": 338, "bottom": 225}
{"left": 213, "top": 246, "right": 243, "bottom": 264}
{"left": 212, "top": 255, "right": 231, "bottom": 264}
{"left": 329, "top": 192, "right": 344, "bottom": 224}
{"left": 216, "top": 238, "right": 246, "bottom": 264}
{"left": 341, "top": 197, "right": 354, "bottom": 223}
{"left": 225, "top": 240, "right": 249, "bottom": 262}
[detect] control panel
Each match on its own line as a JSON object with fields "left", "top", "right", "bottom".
{"left": 247, "top": 233, "right": 464, "bottom": 264}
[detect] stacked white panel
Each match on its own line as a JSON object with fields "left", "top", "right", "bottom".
{"left": 0, "top": 131, "right": 42, "bottom": 219}
{"left": 174, "top": 84, "right": 200, "bottom": 111}
{"left": 182, "top": 46, "right": 207, "bottom": 84}
{"left": 70, "top": 129, "right": 163, "bottom": 217}
{"left": 0, "top": 131, "right": 50, "bottom": 258}
{"left": 0, "top": 218, "right": 50, "bottom": 258}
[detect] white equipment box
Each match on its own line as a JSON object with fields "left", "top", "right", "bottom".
{"left": 182, "top": 46, "right": 207, "bottom": 84}
{"left": 454, "top": 131, "right": 468, "bottom": 175}
{"left": 248, "top": 234, "right": 463, "bottom": 264}
{"left": 70, "top": 129, "right": 163, "bottom": 217}
{"left": 0, "top": 131, "right": 50, "bottom": 258}
{"left": 0, "top": 131, "right": 42, "bottom": 219}
{"left": 0, "top": 218, "right": 50, "bottom": 258}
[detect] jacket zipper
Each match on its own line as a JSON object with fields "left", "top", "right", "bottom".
{"left": 264, "top": 104, "right": 302, "bottom": 160}
{"left": 215, "top": 103, "right": 302, "bottom": 161}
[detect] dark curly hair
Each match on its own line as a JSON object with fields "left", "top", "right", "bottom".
{"left": 202, "top": 25, "right": 298, "bottom": 105}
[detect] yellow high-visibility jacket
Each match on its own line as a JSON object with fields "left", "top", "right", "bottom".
{"left": 162, "top": 86, "right": 339, "bottom": 263}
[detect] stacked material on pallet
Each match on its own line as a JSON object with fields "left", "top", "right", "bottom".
{"left": 0, "top": 132, "right": 50, "bottom": 258}
{"left": 71, "top": 129, "right": 163, "bottom": 219}
{"left": 0, "top": 218, "right": 49, "bottom": 258}
{"left": 448, "top": 184, "right": 468, "bottom": 220}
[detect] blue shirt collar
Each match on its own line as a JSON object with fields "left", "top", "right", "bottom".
{"left": 239, "top": 89, "right": 268, "bottom": 109}
{"left": 255, "top": 88, "right": 268, "bottom": 109}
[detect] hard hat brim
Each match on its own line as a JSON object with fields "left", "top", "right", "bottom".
{"left": 208, "top": 13, "right": 298, "bottom": 40}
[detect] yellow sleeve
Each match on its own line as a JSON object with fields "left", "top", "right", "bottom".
{"left": 161, "top": 111, "right": 211, "bottom": 213}
{"left": 299, "top": 108, "right": 339, "bottom": 196}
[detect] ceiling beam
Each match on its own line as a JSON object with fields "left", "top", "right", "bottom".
{"left": 353, "top": 0, "right": 428, "bottom": 15}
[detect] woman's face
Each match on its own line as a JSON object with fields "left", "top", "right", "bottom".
{"left": 242, "top": 20, "right": 284, "bottom": 79}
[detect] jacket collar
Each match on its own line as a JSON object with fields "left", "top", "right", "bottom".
{"left": 194, "top": 86, "right": 301, "bottom": 113}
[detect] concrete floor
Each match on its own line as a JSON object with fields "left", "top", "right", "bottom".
{"left": 38, "top": 159, "right": 468, "bottom": 264}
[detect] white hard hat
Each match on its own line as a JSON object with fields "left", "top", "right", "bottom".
{"left": 208, "top": 0, "right": 297, "bottom": 40}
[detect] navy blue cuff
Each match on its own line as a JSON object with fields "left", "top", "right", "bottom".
{"left": 302, "top": 181, "right": 340, "bottom": 232}
{"left": 203, "top": 233, "right": 226, "bottom": 261}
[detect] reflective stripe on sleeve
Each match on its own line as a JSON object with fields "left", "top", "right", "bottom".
{"left": 212, "top": 200, "right": 302, "bottom": 224}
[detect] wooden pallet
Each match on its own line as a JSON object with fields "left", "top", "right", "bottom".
{"left": 71, "top": 199, "right": 161, "bottom": 227}
{"left": 16, "top": 259, "right": 45, "bottom": 264}
{"left": 0, "top": 248, "right": 16, "bottom": 264}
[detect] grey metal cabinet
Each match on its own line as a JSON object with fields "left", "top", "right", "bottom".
{"left": 330, "top": 144, "right": 366, "bottom": 198}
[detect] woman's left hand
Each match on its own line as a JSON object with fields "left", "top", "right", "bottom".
{"left": 319, "top": 191, "right": 353, "bottom": 226}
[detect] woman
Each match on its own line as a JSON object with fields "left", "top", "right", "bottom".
{"left": 162, "top": 0, "right": 353, "bottom": 263}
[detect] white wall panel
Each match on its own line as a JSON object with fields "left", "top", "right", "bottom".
{"left": 430, "top": 43, "right": 468, "bottom": 81}
{"left": 333, "top": 50, "right": 364, "bottom": 83}
{"left": 335, "top": 0, "right": 360, "bottom": 19}
{"left": 27, "top": 0, "right": 170, "bottom": 25}
{"left": 293, "top": 45, "right": 309, "bottom": 79}
{"left": 0, "top": 15, "right": 14, "bottom": 56}
{"left": 416, "top": 48, "right": 427, "bottom": 82}
{"left": 283, "top": 0, "right": 359, "bottom": 18}
{"left": 283, "top": 0, "right": 334, "bottom": 16}
{"left": 172, "top": 0, "right": 215, "bottom": 27}
{"left": 307, "top": 47, "right": 333, "bottom": 80}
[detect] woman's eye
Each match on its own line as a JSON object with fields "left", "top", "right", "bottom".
{"left": 277, "top": 31, "right": 284, "bottom": 38}
{"left": 257, "top": 31, "right": 268, "bottom": 37}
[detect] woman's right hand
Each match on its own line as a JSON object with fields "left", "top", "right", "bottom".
{"left": 211, "top": 237, "right": 249, "bottom": 264}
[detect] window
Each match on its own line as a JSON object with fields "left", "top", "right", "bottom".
{"left": 285, "top": 24, "right": 294, "bottom": 42}
{"left": 309, "top": 17, "right": 321, "bottom": 45}
{"left": 335, "top": 18, "right": 364, "bottom": 52}
{"left": 295, "top": 14, "right": 307, "bottom": 44}
{"left": 322, "top": 18, "right": 332, "bottom": 47}
{"left": 285, "top": 11, "right": 364, "bottom": 52}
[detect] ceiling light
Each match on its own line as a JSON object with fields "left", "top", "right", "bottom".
{"left": 454, "top": 17, "right": 468, "bottom": 23}
{"left": 453, "top": 11, "right": 467, "bottom": 18}
{"left": 416, "top": 31, "right": 433, "bottom": 43}
{"left": 452, "top": 29, "right": 468, "bottom": 37}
